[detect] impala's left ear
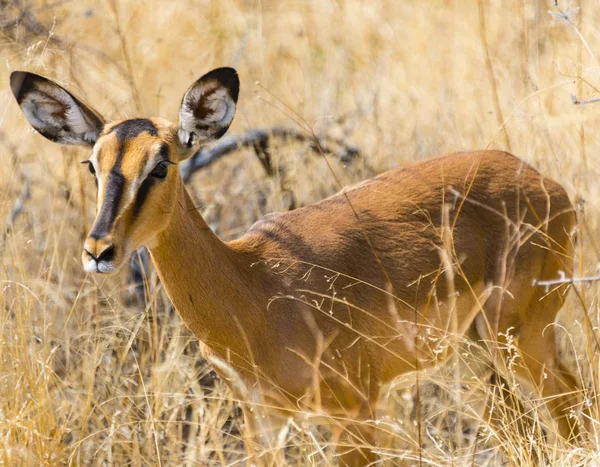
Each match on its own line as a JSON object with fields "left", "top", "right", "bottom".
{"left": 177, "top": 67, "right": 239, "bottom": 153}
{"left": 10, "top": 71, "right": 105, "bottom": 146}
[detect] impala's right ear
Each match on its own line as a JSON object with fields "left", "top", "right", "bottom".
{"left": 10, "top": 71, "right": 105, "bottom": 147}
{"left": 177, "top": 67, "right": 239, "bottom": 154}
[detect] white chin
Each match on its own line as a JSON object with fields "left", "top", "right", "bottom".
{"left": 83, "top": 260, "right": 98, "bottom": 273}
{"left": 97, "top": 261, "right": 116, "bottom": 274}
{"left": 83, "top": 260, "right": 118, "bottom": 274}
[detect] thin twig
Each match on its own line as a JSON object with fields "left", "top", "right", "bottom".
{"left": 535, "top": 269, "right": 600, "bottom": 356}
{"left": 571, "top": 95, "right": 600, "bottom": 106}
{"left": 1, "top": 4, "right": 129, "bottom": 80}
{"left": 551, "top": 1, "right": 600, "bottom": 105}
{"left": 5, "top": 171, "right": 31, "bottom": 233}
{"left": 103, "top": 0, "right": 143, "bottom": 114}
{"left": 478, "top": 0, "right": 512, "bottom": 152}
{"left": 533, "top": 269, "right": 600, "bottom": 293}
{"left": 549, "top": 2, "right": 596, "bottom": 63}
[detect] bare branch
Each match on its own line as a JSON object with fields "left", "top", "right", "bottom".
{"left": 180, "top": 127, "right": 360, "bottom": 184}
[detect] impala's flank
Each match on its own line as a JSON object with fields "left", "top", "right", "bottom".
{"left": 11, "top": 68, "right": 580, "bottom": 466}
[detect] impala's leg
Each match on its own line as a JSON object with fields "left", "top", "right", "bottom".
{"left": 479, "top": 288, "right": 581, "bottom": 442}
{"left": 337, "top": 412, "right": 378, "bottom": 466}
{"left": 514, "top": 221, "right": 582, "bottom": 441}
{"left": 239, "top": 405, "right": 270, "bottom": 467}
{"left": 475, "top": 277, "right": 542, "bottom": 442}
{"left": 479, "top": 234, "right": 581, "bottom": 442}
{"left": 512, "top": 314, "right": 581, "bottom": 441}
{"left": 335, "top": 393, "right": 382, "bottom": 467}
{"left": 210, "top": 359, "right": 284, "bottom": 466}
{"left": 238, "top": 392, "right": 286, "bottom": 467}
{"left": 239, "top": 402, "right": 261, "bottom": 465}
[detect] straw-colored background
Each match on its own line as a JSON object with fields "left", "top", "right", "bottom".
{"left": 2, "top": 0, "right": 600, "bottom": 464}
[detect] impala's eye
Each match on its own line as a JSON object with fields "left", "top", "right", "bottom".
{"left": 150, "top": 161, "right": 169, "bottom": 179}
{"left": 81, "top": 160, "right": 96, "bottom": 177}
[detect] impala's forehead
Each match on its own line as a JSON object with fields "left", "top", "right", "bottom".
{"left": 93, "top": 118, "right": 173, "bottom": 178}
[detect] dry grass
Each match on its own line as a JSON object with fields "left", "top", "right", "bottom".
{"left": 2, "top": 0, "right": 600, "bottom": 465}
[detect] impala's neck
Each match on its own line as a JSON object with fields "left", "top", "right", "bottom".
{"left": 147, "top": 180, "right": 267, "bottom": 356}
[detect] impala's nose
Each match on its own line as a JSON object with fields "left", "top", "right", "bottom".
{"left": 82, "top": 236, "right": 117, "bottom": 273}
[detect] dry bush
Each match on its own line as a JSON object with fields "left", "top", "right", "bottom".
{"left": 2, "top": 0, "right": 600, "bottom": 465}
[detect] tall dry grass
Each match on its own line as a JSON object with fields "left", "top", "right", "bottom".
{"left": 2, "top": 0, "right": 600, "bottom": 465}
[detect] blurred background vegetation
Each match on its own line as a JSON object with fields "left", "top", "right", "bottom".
{"left": 2, "top": 0, "right": 600, "bottom": 464}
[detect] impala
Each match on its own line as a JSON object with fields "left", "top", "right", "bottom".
{"left": 11, "top": 67, "right": 580, "bottom": 465}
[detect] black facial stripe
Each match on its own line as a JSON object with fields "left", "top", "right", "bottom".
{"left": 88, "top": 120, "right": 164, "bottom": 239}
{"left": 90, "top": 169, "right": 125, "bottom": 239}
{"left": 132, "top": 176, "right": 155, "bottom": 220}
{"left": 109, "top": 118, "right": 158, "bottom": 142}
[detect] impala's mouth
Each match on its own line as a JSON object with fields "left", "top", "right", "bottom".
{"left": 82, "top": 246, "right": 123, "bottom": 275}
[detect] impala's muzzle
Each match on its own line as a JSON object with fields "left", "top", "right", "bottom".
{"left": 82, "top": 161, "right": 129, "bottom": 274}
{"left": 82, "top": 235, "right": 119, "bottom": 274}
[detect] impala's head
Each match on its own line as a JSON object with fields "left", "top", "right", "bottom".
{"left": 10, "top": 68, "right": 239, "bottom": 274}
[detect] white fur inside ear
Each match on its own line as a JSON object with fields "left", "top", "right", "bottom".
{"left": 188, "top": 85, "right": 235, "bottom": 126}
{"left": 177, "top": 128, "right": 194, "bottom": 147}
{"left": 179, "top": 80, "right": 236, "bottom": 145}
{"left": 20, "top": 80, "right": 100, "bottom": 145}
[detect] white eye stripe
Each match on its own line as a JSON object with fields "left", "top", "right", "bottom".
{"left": 89, "top": 147, "right": 100, "bottom": 170}
{"left": 90, "top": 150, "right": 100, "bottom": 178}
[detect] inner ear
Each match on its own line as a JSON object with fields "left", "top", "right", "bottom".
{"left": 10, "top": 71, "right": 105, "bottom": 147}
{"left": 178, "top": 67, "right": 239, "bottom": 149}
